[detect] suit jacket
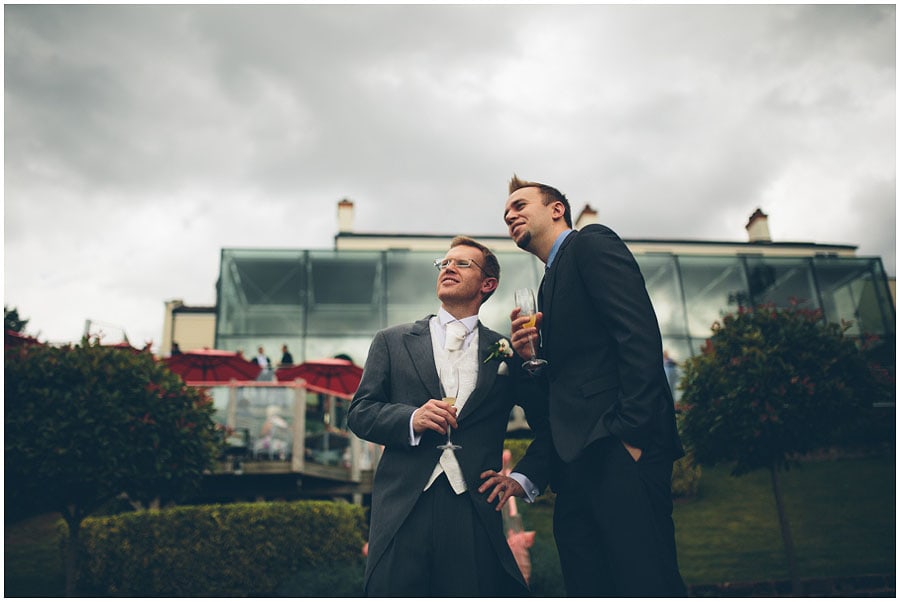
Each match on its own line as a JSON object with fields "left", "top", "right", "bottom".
{"left": 348, "top": 316, "right": 552, "bottom": 592}
{"left": 538, "top": 224, "right": 684, "bottom": 464}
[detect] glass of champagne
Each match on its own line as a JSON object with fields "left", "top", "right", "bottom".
{"left": 514, "top": 288, "right": 549, "bottom": 374}
{"left": 437, "top": 365, "right": 461, "bottom": 450}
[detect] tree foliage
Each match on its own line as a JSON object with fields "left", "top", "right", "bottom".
{"left": 678, "top": 300, "right": 892, "bottom": 594}
{"left": 6, "top": 338, "right": 219, "bottom": 515}
{"left": 679, "top": 301, "right": 888, "bottom": 476}
{"left": 6, "top": 337, "right": 220, "bottom": 594}
{"left": 5, "top": 305, "right": 29, "bottom": 333}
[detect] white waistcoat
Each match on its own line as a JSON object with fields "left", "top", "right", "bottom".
{"left": 424, "top": 323, "right": 479, "bottom": 494}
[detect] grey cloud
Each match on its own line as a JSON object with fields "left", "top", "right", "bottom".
{"left": 4, "top": 4, "right": 894, "bottom": 346}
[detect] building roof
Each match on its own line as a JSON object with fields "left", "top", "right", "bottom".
{"left": 333, "top": 231, "right": 858, "bottom": 254}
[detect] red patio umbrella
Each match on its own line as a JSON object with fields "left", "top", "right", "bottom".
{"left": 106, "top": 339, "right": 151, "bottom": 354}
{"left": 275, "top": 358, "right": 363, "bottom": 397}
{"left": 4, "top": 329, "right": 42, "bottom": 349}
{"left": 164, "top": 349, "right": 262, "bottom": 383}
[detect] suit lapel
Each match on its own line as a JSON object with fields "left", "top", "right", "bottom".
{"left": 456, "top": 323, "right": 498, "bottom": 423}
{"left": 403, "top": 316, "right": 441, "bottom": 400}
{"left": 541, "top": 230, "right": 577, "bottom": 356}
{"left": 402, "top": 318, "right": 502, "bottom": 422}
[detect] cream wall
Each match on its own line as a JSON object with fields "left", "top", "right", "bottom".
{"left": 334, "top": 233, "right": 857, "bottom": 259}
{"left": 333, "top": 200, "right": 859, "bottom": 259}
{"left": 161, "top": 299, "right": 216, "bottom": 357}
{"left": 171, "top": 313, "right": 216, "bottom": 352}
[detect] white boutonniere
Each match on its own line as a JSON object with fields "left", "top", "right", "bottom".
{"left": 484, "top": 338, "right": 513, "bottom": 363}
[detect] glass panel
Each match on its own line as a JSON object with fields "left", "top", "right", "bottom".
{"left": 214, "top": 336, "right": 267, "bottom": 359}
{"left": 480, "top": 252, "right": 543, "bottom": 335}
{"left": 381, "top": 249, "right": 541, "bottom": 337}
{"left": 204, "top": 385, "right": 232, "bottom": 424}
{"left": 659, "top": 336, "right": 693, "bottom": 402}
{"left": 305, "top": 392, "right": 352, "bottom": 467}
{"left": 813, "top": 257, "right": 894, "bottom": 336}
{"left": 678, "top": 256, "right": 749, "bottom": 338}
{"left": 304, "top": 336, "right": 372, "bottom": 370}
{"left": 233, "top": 258, "right": 305, "bottom": 305}
{"left": 233, "top": 385, "right": 295, "bottom": 462}
{"left": 386, "top": 251, "right": 440, "bottom": 326}
{"left": 743, "top": 256, "right": 819, "bottom": 310}
{"left": 307, "top": 251, "right": 383, "bottom": 334}
{"left": 636, "top": 254, "right": 686, "bottom": 337}
{"left": 217, "top": 249, "right": 305, "bottom": 337}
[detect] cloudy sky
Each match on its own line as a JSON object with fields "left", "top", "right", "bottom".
{"left": 4, "top": 4, "right": 895, "bottom": 349}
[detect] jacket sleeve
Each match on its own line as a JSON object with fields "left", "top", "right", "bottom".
{"left": 508, "top": 364, "right": 553, "bottom": 495}
{"left": 347, "top": 330, "right": 418, "bottom": 448}
{"left": 574, "top": 226, "right": 667, "bottom": 449}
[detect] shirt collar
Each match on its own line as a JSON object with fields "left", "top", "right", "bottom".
{"left": 546, "top": 229, "right": 573, "bottom": 268}
{"left": 438, "top": 307, "right": 478, "bottom": 332}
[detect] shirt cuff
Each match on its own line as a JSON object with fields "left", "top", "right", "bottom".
{"left": 409, "top": 410, "right": 422, "bottom": 446}
{"left": 509, "top": 472, "right": 539, "bottom": 502}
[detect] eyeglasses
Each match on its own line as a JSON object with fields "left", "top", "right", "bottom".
{"left": 434, "top": 257, "right": 486, "bottom": 273}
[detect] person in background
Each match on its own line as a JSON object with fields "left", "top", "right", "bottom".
{"left": 487, "top": 175, "right": 686, "bottom": 597}
{"left": 254, "top": 346, "right": 271, "bottom": 370}
{"left": 255, "top": 346, "right": 274, "bottom": 381}
{"left": 348, "top": 236, "right": 551, "bottom": 596}
{"left": 280, "top": 344, "right": 294, "bottom": 367}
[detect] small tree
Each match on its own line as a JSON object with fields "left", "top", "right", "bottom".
{"left": 679, "top": 301, "right": 887, "bottom": 594}
{"left": 5, "top": 337, "right": 219, "bottom": 596}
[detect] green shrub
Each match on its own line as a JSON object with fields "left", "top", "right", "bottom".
{"left": 672, "top": 450, "right": 702, "bottom": 498}
{"left": 72, "top": 500, "right": 366, "bottom": 596}
{"left": 503, "top": 438, "right": 532, "bottom": 468}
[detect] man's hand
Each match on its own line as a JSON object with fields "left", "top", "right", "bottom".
{"left": 622, "top": 441, "right": 642, "bottom": 462}
{"left": 412, "top": 399, "right": 458, "bottom": 435}
{"left": 479, "top": 469, "right": 526, "bottom": 511}
{"left": 510, "top": 307, "right": 543, "bottom": 361}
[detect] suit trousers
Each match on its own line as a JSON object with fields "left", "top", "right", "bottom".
{"left": 366, "top": 473, "right": 525, "bottom": 597}
{"left": 552, "top": 437, "right": 687, "bottom": 597}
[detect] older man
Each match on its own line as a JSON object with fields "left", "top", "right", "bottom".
{"left": 348, "top": 236, "right": 551, "bottom": 596}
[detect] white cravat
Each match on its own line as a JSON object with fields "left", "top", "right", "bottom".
{"left": 445, "top": 320, "right": 468, "bottom": 351}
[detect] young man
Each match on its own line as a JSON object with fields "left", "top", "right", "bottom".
{"left": 490, "top": 175, "right": 686, "bottom": 596}
{"left": 348, "top": 236, "right": 551, "bottom": 597}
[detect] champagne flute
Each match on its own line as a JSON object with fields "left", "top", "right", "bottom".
{"left": 437, "top": 365, "right": 461, "bottom": 450}
{"left": 514, "top": 288, "right": 549, "bottom": 374}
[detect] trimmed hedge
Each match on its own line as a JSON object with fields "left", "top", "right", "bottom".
{"left": 73, "top": 500, "right": 366, "bottom": 596}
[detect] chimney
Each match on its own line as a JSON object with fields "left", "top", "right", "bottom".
{"left": 575, "top": 204, "right": 599, "bottom": 229}
{"left": 338, "top": 198, "right": 355, "bottom": 233}
{"left": 746, "top": 208, "right": 771, "bottom": 243}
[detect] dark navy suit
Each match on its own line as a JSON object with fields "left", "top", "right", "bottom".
{"left": 536, "top": 225, "right": 686, "bottom": 596}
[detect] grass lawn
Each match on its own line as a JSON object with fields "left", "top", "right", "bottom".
{"left": 5, "top": 511, "right": 66, "bottom": 597}
{"left": 519, "top": 455, "right": 895, "bottom": 596}
{"left": 674, "top": 456, "right": 895, "bottom": 585}
{"left": 5, "top": 455, "right": 894, "bottom": 597}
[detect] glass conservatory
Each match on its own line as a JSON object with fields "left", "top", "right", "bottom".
{"left": 215, "top": 248, "right": 895, "bottom": 381}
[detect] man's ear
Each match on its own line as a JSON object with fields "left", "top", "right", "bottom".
{"left": 481, "top": 278, "right": 499, "bottom": 295}
{"left": 551, "top": 200, "right": 566, "bottom": 221}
